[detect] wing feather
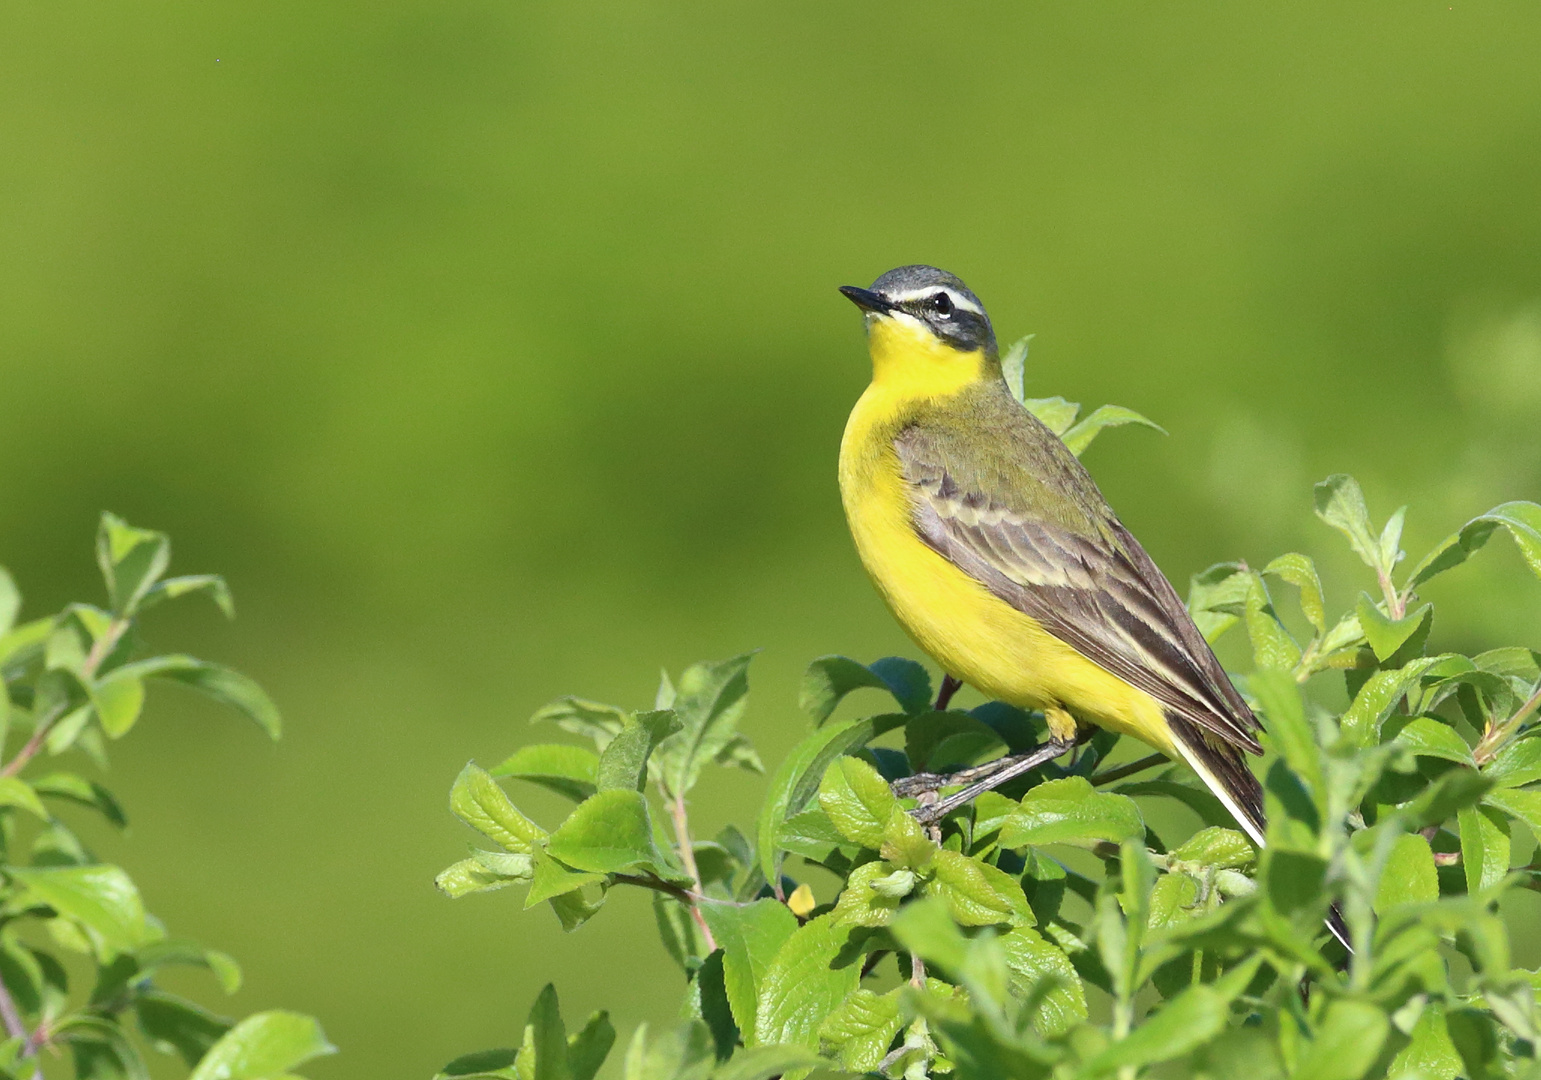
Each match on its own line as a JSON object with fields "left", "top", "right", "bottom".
{"left": 895, "top": 427, "right": 1261, "bottom": 755}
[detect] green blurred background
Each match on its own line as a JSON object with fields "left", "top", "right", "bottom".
{"left": 4, "top": 3, "right": 1541, "bottom": 1076}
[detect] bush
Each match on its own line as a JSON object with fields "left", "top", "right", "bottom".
{"left": 435, "top": 392, "right": 1541, "bottom": 1080}
{"left": 0, "top": 515, "right": 331, "bottom": 1080}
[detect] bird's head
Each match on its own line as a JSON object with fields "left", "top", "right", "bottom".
{"left": 840, "top": 265, "right": 998, "bottom": 392}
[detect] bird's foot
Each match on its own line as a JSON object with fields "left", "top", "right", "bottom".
{"left": 897, "top": 736, "right": 1077, "bottom": 826}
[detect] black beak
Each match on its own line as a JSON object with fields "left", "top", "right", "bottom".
{"left": 839, "top": 285, "right": 895, "bottom": 315}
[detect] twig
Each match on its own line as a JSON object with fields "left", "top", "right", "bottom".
{"left": 667, "top": 795, "right": 717, "bottom": 952}
{"left": 610, "top": 873, "right": 744, "bottom": 907}
{"left": 1, "top": 615, "right": 129, "bottom": 779}
{"left": 934, "top": 674, "right": 962, "bottom": 712}
{"left": 1474, "top": 683, "right": 1541, "bottom": 766}
{"left": 0, "top": 978, "right": 41, "bottom": 1080}
{"left": 860, "top": 950, "right": 889, "bottom": 980}
{"left": 1090, "top": 753, "right": 1167, "bottom": 787}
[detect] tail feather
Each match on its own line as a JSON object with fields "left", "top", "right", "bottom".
{"left": 1165, "top": 714, "right": 1353, "bottom": 954}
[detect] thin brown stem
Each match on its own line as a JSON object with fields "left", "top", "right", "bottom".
{"left": 610, "top": 873, "right": 744, "bottom": 907}
{"left": 1, "top": 615, "right": 129, "bottom": 779}
{"left": 0, "top": 977, "right": 41, "bottom": 1080}
{"left": 1091, "top": 753, "right": 1167, "bottom": 787}
{"left": 1377, "top": 569, "right": 1404, "bottom": 621}
{"left": 909, "top": 951, "right": 925, "bottom": 989}
{"left": 667, "top": 795, "right": 717, "bottom": 952}
{"left": 1474, "top": 682, "right": 1541, "bottom": 766}
{"left": 934, "top": 674, "right": 963, "bottom": 712}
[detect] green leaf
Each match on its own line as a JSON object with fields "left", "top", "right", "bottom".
{"left": 1251, "top": 670, "right": 1322, "bottom": 798}
{"left": 1406, "top": 501, "right": 1541, "bottom": 590}
{"left": 1458, "top": 804, "right": 1511, "bottom": 895}
{"left": 450, "top": 763, "right": 547, "bottom": 854}
{"left": 1356, "top": 595, "right": 1433, "bottom": 664}
{"left": 999, "top": 927, "right": 1086, "bottom": 1036}
{"left": 546, "top": 881, "right": 608, "bottom": 932}
{"left": 597, "top": 710, "right": 681, "bottom": 792}
{"left": 1314, "top": 475, "right": 1382, "bottom": 571}
{"left": 710, "top": 1046, "right": 821, "bottom": 1080}
{"left": 1243, "top": 572, "right": 1301, "bottom": 672}
{"left": 111, "top": 656, "right": 281, "bottom": 739}
{"left": 436, "top": 854, "right": 534, "bottom": 898}
{"left": 620, "top": 1021, "right": 715, "bottom": 1080}
{"left": 435, "top": 1048, "right": 518, "bottom": 1079}
{"left": 1445, "top": 1008, "right": 1501, "bottom": 1080}
{"left": 889, "top": 898, "right": 969, "bottom": 975}
{"left": 0, "top": 568, "right": 19, "bottom": 637}
{"left": 1023, "top": 395, "right": 1079, "bottom": 436}
{"left": 690, "top": 948, "right": 737, "bottom": 1053}
{"left": 1263, "top": 849, "right": 1327, "bottom": 917}
{"left": 1375, "top": 833, "right": 1438, "bottom": 915}
{"left": 1000, "top": 336, "right": 1031, "bottom": 404}
{"left": 865, "top": 657, "right": 932, "bottom": 714}
{"left": 10, "top": 864, "right": 148, "bottom": 958}
{"left": 1081, "top": 981, "right": 1232, "bottom": 1073}
{"left": 1060, "top": 403, "right": 1165, "bottom": 457}
{"left": 135, "top": 991, "right": 233, "bottom": 1069}
{"left": 1147, "top": 871, "right": 1200, "bottom": 929}
{"left": 1114, "top": 779, "right": 1232, "bottom": 831}
{"left": 1395, "top": 717, "right": 1474, "bottom": 766}
{"left": 1187, "top": 562, "right": 1251, "bottom": 644}
{"left": 926, "top": 850, "right": 1026, "bottom": 926}
{"left": 492, "top": 744, "right": 600, "bottom": 802}
{"left": 568, "top": 1010, "right": 615, "bottom": 1080}
{"left": 531, "top": 698, "right": 628, "bottom": 750}
{"left": 1290, "top": 999, "right": 1389, "bottom": 1080}
{"left": 998, "top": 776, "right": 1143, "bottom": 849}
{"left": 654, "top": 654, "right": 755, "bottom": 798}
{"left": 521, "top": 983, "right": 569, "bottom": 1080}
{"left": 96, "top": 513, "right": 171, "bottom": 616}
{"left": 818, "top": 987, "right": 902, "bottom": 1073}
{"left": 546, "top": 789, "right": 675, "bottom": 877}
{"left": 1340, "top": 657, "right": 1446, "bottom": 747}
{"left": 135, "top": 939, "right": 243, "bottom": 995}
{"left": 701, "top": 899, "right": 799, "bottom": 1041}
{"left": 880, "top": 805, "right": 936, "bottom": 870}
{"left": 752, "top": 915, "right": 859, "bottom": 1050}
{"left": 1482, "top": 785, "right": 1541, "bottom": 838}
{"left": 817, "top": 756, "right": 899, "bottom": 849}
{"left": 800, "top": 656, "right": 894, "bottom": 723}
{"left": 57, "top": 1014, "right": 151, "bottom": 1080}
{"left": 1481, "top": 732, "right": 1541, "bottom": 789}
{"left": 91, "top": 669, "right": 146, "bottom": 738}
{"left": 904, "top": 710, "right": 995, "bottom": 772}
{"left": 1262, "top": 553, "right": 1327, "bottom": 634}
{"left": 1168, "top": 826, "right": 1255, "bottom": 870}
{"left": 755, "top": 713, "right": 903, "bottom": 883}
{"left": 776, "top": 806, "right": 850, "bottom": 865}
{"left": 831, "top": 860, "right": 904, "bottom": 927}
{"left": 1389, "top": 1004, "right": 1463, "bottom": 1080}
{"left": 654, "top": 893, "right": 707, "bottom": 970}
{"left": 138, "top": 574, "right": 235, "bottom": 618}
{"left": 0, "top": 777, "right": 49, "bottom": 820}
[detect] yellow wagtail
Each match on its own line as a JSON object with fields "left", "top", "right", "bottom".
{"left": 836, "top": 265, "right": 1267, "bottom": 845}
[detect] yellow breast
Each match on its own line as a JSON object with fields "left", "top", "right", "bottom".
{"left": 837, "top": 350, "right": 1174, "bottom": 756}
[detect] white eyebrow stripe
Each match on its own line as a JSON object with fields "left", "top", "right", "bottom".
{"left": 884, "top": 285, "right": 984, "bottom": 316}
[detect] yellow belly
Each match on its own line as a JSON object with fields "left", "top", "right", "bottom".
{"left": 838, "top": 387, "right": 1177, "bottom": 757}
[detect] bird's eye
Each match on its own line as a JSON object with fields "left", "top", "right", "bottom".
{"left": 931, "top": 292, "right": 954, "bottom": 318}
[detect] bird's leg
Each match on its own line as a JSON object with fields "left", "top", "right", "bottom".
{"left": 893, "top": 706, "right": 1087, "bottom": 825}
{"left": 907, "top": 736, "right": 1077, "bottom": 825}
{"left": 933, "top": 674, "right": 963, "bottom": 711}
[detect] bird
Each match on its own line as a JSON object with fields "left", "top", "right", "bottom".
{"left": 835, "top": 264, "right": 1270, "bottom": 853}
